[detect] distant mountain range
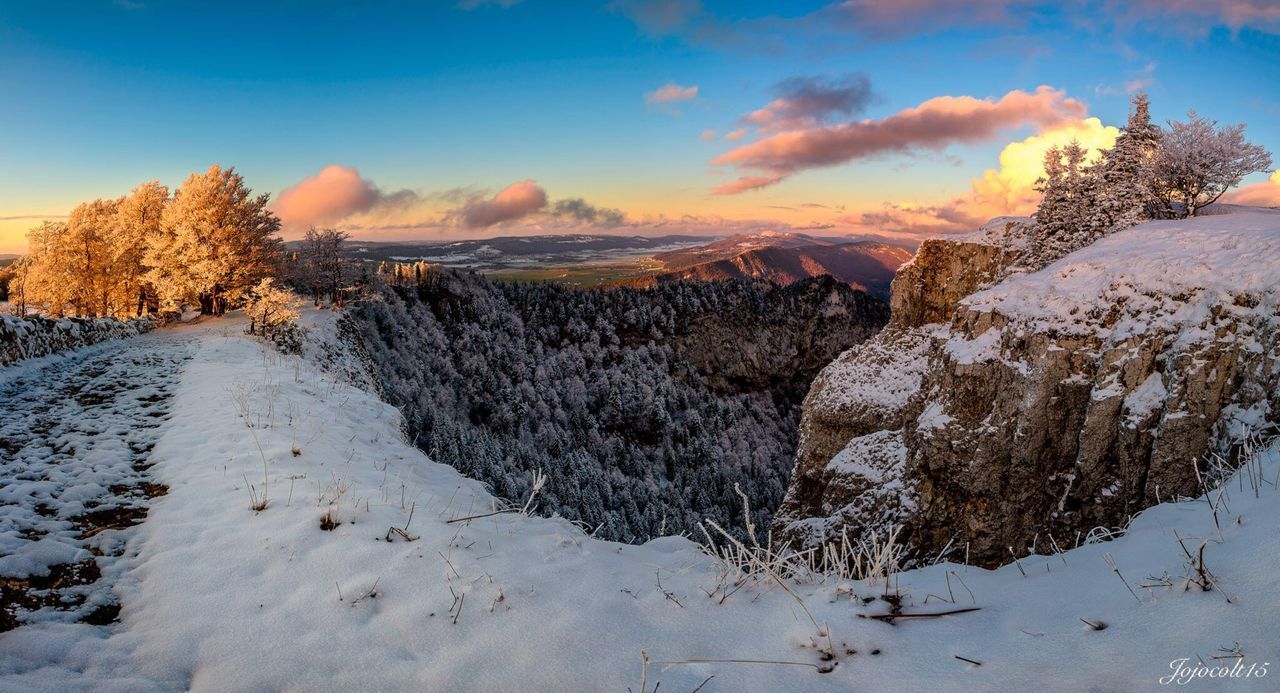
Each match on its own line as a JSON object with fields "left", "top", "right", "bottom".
{"left": 306, "top": 234, "right": 716, "bottom": 266}
{"left": 321, "top": 230, "right": 915, "bottom": 294}
{"left": 646, "top": 232, "right": 913, "bottom": 299}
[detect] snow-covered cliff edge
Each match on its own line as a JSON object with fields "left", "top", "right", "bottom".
{"left": 775, "top": 210, "right": 1280, "bottom": 566}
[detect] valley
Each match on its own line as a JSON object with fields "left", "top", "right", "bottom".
{"left": 328, "top": 231, "right": 915, "bottom": 293}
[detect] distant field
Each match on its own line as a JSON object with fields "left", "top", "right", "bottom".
{"left": 483, "top": 258, "right": 664, "bottom": 287}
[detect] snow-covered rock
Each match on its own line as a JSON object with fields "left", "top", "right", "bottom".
{"left": 776, "top": 209, "right": 1280, "bottom": 566}
{"left": 0, "top": 314, "right": 157, "bottom": 368}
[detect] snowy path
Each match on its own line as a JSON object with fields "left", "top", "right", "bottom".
{"left": 0, "top": 328, "right": 195, "bottom": 631}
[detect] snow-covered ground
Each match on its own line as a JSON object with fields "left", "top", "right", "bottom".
{"left": 1, "top": 312, "right": 1277, "bottom": 691}
{"left": 0, "top": 327, "right": 195, "bottom": 628}
{"left": 967, "top": 209, "right": 1280, "bottom": 338}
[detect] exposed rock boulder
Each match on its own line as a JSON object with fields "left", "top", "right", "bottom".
{"left": 775, "top": 211, "right": 1280, "bottom": 567}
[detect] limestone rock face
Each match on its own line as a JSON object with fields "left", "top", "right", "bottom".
{"left": 889, "top": 217, "right": 1029, "bottom": 328}
{"left": 774, "top": 211, "right": 1280, "bottom": 566}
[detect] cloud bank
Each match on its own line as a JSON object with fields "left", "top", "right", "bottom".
{"left": 456, "top": 180, "right": 549, "bottom": 228}
{"left": 551, "top": 198, "right": 626, "bottom": 226}
{"left": 713, "top": 86, "right": 1087, "bottom": 193}
{"left": 275, "top": 167, "right": 631, "bottom": 237}
{"left": 846, "top": 116, "right": 1118, "bottom": 237}
{"left": 276, "top": 165, "right": 424, "bottom": 230}
{"left": 1222, "top": 170, "right": 1280, "bottom": 207}
{"left": 273, "top": 165, "right": 383, "bottom": 230}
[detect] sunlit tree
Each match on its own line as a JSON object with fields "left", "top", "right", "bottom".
{"left": 147, "top": 165, "right": 282, "bottom": 314}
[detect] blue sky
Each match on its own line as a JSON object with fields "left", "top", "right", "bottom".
{"left": 1, "top": 0, "right": 1278, "bottom": 251}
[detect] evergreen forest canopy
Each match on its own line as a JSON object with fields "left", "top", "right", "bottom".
{"left": 350, "top": 270, "right": 889, "bottom": 542}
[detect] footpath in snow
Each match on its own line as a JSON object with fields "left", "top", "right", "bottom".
{"left": 0, "top": 312, "right": 1277, "bottom": 691}
{"left": 0, "top": 326, "right": 195, "bottom": 632}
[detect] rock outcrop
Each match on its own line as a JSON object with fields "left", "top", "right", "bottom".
{"left": 1, "top": 314, "right": 157, "bottom": 368}
{"left": 774, "top": 211, "right": 1280, "bottom": 566}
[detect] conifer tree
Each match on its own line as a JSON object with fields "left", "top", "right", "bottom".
{"left": 1030, "top": 141, "right": 1101, "bottom": 267}
{"left": 1093, "top": 93, "right": 1162, "bottom": 229}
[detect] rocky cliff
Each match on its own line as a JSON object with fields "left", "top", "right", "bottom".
{"left": 774, "top": 210, "right": 1280, "bottom": 566}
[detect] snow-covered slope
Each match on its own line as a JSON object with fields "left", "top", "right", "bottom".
{"left": 2, "top": 310, "right": 1278, "bottom": 690}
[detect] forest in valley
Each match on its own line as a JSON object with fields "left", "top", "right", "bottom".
{"left": 349, "top": 270, "right": 888, "bottom": 542}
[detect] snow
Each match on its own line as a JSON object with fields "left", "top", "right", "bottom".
{"left": 964, "top": 210, "right": 1280, "bottom": 340}
{"left": 815, "top": 326, "right": 939, "bottom": 419}
{"left": 825, "top": 430, "right": 907, "bottom": 485}
{"left": 2, "top": 311, "right": 1279, "bottom": 690}
{"left": 1123, "top": 372, "right": 1169, "bottom": 428}
{"left": 0, "top": 327, "right": 193, "bottom": 596}
{"left": 916, "top": 401, "right": 954, "bottom": 434}
{"left": 947, "top": 215, "right": 1036, "bottom": 251}
{"left": 943, "top": 326, "right": 1002, "bottom": 365}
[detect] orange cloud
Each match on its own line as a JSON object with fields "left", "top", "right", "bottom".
{"left": 457, "top": 180, "right": 548, "bottom": 227}
{"left": 273, "top": 165, "right": 380, "bottom": 231}
{"left": 712, "top": 86, "right": 1088, "bottom": 194}
{"left": 958, "top": 117, "right": 1118, "bottom": 218}
{"left": 711, "top": 175, "right": 784, "bottom": 195}
{"left": 1222, "top": 170, "right": 1280, "bottom": 207}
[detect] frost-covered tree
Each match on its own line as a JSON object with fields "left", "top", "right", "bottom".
{"left": 1092, "top": 93, "right": 1162, "bottom": 229}
{"left": 17, "top": 221, "right": 77, "bottom": 316}
{"left": 16, "top": 166, "right": 287, "bottom": 319}
{"left": 349, "top": 270, "right": 888, "bottom": 543}
{"left": 147, "top": 165, "right": 283, "bottom": 314}
{"left": 112, "top": 182, "right": 169, "bottom": 316}
{"left": 244, "top": 277, "right": 300, "bottom": 337}
{"left": 1029, "top": 141, "right": 1104, "bottom": 268}
{"left": 1153, "top": 111, "right": 1272, "bottom": 218}
{"left": 298, "top": 227, "right": 349, "bottom": 307}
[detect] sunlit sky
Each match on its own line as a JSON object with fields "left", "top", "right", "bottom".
{"left": 2, "top": 0, "right": 1279, "bottom": 253}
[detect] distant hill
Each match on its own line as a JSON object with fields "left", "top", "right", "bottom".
{"left": 299, "top": 234, "right": 716, "bottom": 266}
{"left": 647, "top": 232, "right": 913, "bottom": 299}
